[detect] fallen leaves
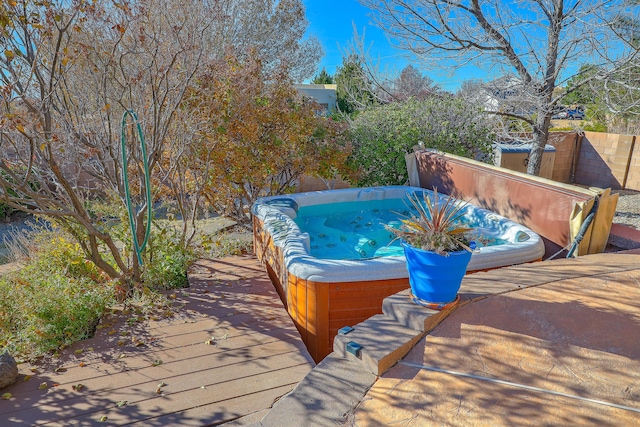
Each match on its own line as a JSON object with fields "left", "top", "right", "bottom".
{"left": 38, "top": 382, "right": 48, "bottom": 390}
{"left": 116, "top": 400, "right": 127, "bottom": 407}
{"left": 2, "top": 392, "right": 12, "bottom": 400}
{"left": 151, "top": 359, "right": 163, "bottom": 367}
{"left": 72, "top": 384, "right": 85, "bottom": 391}
{"left": 155, "top": 381, "right": 166, "bottom": 394}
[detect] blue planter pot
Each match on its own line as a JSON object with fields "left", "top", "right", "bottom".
{"left": 401, "top": 242, "right": 472, "bottom": 308}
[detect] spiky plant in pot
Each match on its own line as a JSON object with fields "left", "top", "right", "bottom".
{"left": 387, "top": 188, "right": 474, "bottom": 256}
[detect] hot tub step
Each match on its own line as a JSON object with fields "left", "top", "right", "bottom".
{"left": 332, "top": 314, "right": 424, "bottom": 376}
{"left": 382, "top": 289, "right": 457, "bottom": 332}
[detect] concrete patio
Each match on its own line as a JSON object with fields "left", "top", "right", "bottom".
{"left": 242, "top": 250, "right": 640, "bottom": 426}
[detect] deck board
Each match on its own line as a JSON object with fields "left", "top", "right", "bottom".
{"left": 2, "top": 256, "right": 314, "bottom": 426}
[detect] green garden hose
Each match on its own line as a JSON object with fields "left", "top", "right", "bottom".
{"left": 121, "top": 110, "right": 152, "bottom": 267}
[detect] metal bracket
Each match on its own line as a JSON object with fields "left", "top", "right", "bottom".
{"left": 338, "top": 326, "right": 354, "bottom": 335}
{"left": 346, "top": 341, "right": 363, "bottom": 357}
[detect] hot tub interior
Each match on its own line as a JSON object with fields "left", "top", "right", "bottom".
{"left": 253, "top": 186, "right": 545, "bottom": 362}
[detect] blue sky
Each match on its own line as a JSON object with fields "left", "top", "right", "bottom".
{"left": 302, "top": 0, "right": 484, "bottom": 91}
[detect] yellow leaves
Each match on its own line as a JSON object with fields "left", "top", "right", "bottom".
{"left": 38, "top": 382, "right": 48, "bottom": 390}
{"left": 1, "top": 392, "right": 12, "bottom": 400}
{"left": 112, "top": 23, "right": 125, "bottom": 34}
{"left": 4, "top": 50, "right": 14, "bottom": 61}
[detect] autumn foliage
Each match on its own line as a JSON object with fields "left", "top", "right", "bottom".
{"left": 181, "top": 54, "right": 352, "bottom": 224}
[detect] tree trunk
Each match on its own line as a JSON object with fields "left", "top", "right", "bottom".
{"left": 528, "top": 110, "right": 552, "bottom": 176}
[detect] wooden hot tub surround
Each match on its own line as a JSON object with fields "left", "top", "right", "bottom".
{"left": 254, "top": 216, "right": 410, "bottom": 362}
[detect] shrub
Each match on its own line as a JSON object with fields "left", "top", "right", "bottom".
{"left": 0, "top": 229, "right": 114, "bottom": 358}
{"left": 183, "top": 54, "right": 352, "bottom": 225}
{"left": 0, "top": 218, "right": 196, "bottom": 359}
{"left": 348, "top": 96, "right": 495, "bottom": 186}
{"left": 0, "top": 202, "right": 12, "bottom": 221}
{"left": 142, "top": 224, "right": 196, "bottom": 291}
{"left": 583, "top": 122, "right": 608, "bottom": 132}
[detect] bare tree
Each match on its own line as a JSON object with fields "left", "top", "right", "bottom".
{"left": 0, "top": 0, "right": 323, "bottom": 284}
{"left": 204, "top": 0, "right": 322, "bottom": 82}
{"left": 392, "top": 64, "right": 441, "bottom": 101}
{"left": 0, "top": 0, "right": 209, "bottom": 281}
{"left": 360, "top": 0, "right": 640, "bottom": 175}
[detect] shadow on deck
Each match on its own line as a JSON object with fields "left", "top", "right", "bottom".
{"left": 1, "top": 255, "right": 314, "bottom": 426}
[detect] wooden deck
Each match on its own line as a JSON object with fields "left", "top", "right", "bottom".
{"left": 1, "top": 256, "right": 314, "bottom": 426}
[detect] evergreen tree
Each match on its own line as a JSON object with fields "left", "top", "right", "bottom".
{"left": 312, "top": 68, "right": 334, "bottom": 84}
{"left": 334, "top": 55, "right": 376, "bottom": 116}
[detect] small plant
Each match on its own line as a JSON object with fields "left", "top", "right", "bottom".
{"left": 142, "top": 224, "right": 196, "bottom": 291}
{"left": 0, "top": 202, "right": 13, "bottom": 221}
{"left": 387, "top": 189, "right": 474, "bottom": 255}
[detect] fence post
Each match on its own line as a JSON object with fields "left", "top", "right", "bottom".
{"left": 622, "top": 135, "right": 636, "bottom": 190}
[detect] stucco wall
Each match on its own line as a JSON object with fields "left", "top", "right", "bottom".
{"left": 574, "top": 132, "right": 637, "bottom": 190}
{"left": 547, "top": 132, "right": 579, "bottom": 184}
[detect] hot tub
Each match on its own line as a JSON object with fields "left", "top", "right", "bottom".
{"left": 252, "top": 186, "right": 544, "bottom": 361}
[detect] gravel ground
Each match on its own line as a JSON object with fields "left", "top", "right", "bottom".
{"left": 612, "top": 190, "right": 640, "bottom": 230}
